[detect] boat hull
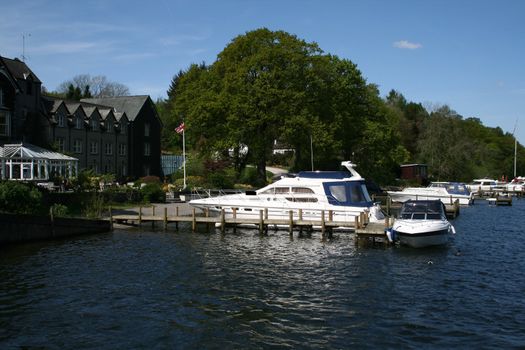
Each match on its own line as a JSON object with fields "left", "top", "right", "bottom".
{"left": 393, "top": 220, "right": 451, "bottom": 248}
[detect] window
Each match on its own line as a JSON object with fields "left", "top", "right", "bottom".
{"left": 90, "top": 119, "right": 98, "bottom": 131}
{"left": 0, "top": 87, "right": 4, "bottom": 107}
{"left": 120, "top": 122, "right": 126, "bottom": 134}
{"left": 55, "top": 137, "right": 65, "bottom": 152}
{"left": 118, "top": 143, "right": 126, "bottom": 156}
{"left": 58, "top": 113, "right": 65, "bottom": 127}
{"left": 105, "top": 143, "right": 113, "bottom": 155}
{"left": 73, "top": 139, "right": 82, "bottom": 153}
{"left": 144, "top": 123, "right": 150, "bottom": 137}
{"left": 90, "top": 141, "right": 98, "bottom": 154}
{"left": 0, "top": 110, "right": 10, "bottom": 136}
{"left": 144, "top": 142, "right": 150, "bottom": 156}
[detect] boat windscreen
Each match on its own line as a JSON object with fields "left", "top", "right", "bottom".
{"left": 401, "top": 201, "right": 444, "bottom": 215}
{"left": 323, "top": 181, "right": 373, "bottom": 207}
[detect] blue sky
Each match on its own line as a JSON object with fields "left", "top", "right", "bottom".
{"left": 2, "top": 0, "right": 524, "bottom": 143}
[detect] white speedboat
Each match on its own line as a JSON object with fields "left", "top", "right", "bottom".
{"left": 387, "top": 182, "right": 472, "bottom": 205}
{"left": 467, "top": 178, "right": 498, "bottom": 193}
{"left": 390, "top": 200, "right": 455, "bottom": 248}
{"left": 189, "top": 161, "right": 384, "bottom": 229}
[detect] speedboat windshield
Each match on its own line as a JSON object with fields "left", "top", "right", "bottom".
{"left": 400, "top": 200, "right": 445, "bottom": 220}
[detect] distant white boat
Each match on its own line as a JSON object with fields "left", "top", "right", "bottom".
{"left": 387, "top": 182, "right": 473, "bottom": 205}
{"left": 390, "top": 200, "right": 455, "bottom": 248}
{"left": 466, "top": 178, "right": 498, "bottom": 193}
{"left": 189, "top": 161, "right": 385, "bottom": 229}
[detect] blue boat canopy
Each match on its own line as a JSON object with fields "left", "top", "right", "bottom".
{"left": 323, "top": 181, "right": 373, "bottom": 207}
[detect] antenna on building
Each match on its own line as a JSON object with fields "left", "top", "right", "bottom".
{"left": 21, "top": 33, "right": 31, "bottom": 62}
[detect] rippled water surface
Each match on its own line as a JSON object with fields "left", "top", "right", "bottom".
{"left": 1, "top": 199, "right": 525, "bottom": 349}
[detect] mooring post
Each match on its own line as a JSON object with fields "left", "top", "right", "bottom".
{"left": 175, "top": 206, "right": 179, "bottom": 230}
{"left": 221, "top": 209, "right": 226, "bottom": 234}
{"left": 152, "top": 205, "right": 155, "bottom": 229}
{"left": 264, "top": 208, "right": 268, "bottom": 220}
{"left": 192, "top": 208, "right": 196, "bottom": 232}
{"left": 321, "top": 210, "right": 326, "bottom": 239}
{"left": 288, "top": 210, "right": 293, "bottom": 236}
{"left": 355, "top": 215, "right": 360, "bottom": 229}
{"left": 109, "top": 206, "right": 113, "bottom": 231}
{"left": 50, "top": 206, "right": 55, "bottom": 237}
{"left": 139, "top": 206, "right": 142, "bottom": 225}
{"left": 163, "top": 207, "right": 168, "bottom": 230}
{"left": 206, "top": 208, "right": 210, "bottom": 231}
{"left": 387, "top": 196, "right": 391, "bottom": 216}
{"left": 259, "top": 209, "right": 264, "bottom": 235}
{"left": 232, "top": 208, "right": 237, "bottom": 233}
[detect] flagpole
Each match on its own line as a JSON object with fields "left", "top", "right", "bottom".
{"left": 182, "top": 125, "right": 186, "bottom": 189}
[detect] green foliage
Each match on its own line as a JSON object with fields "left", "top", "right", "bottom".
{"left": 50, "top": 203, "right": 68, "bottom": 217}
{"left": 140, "top": 183, "right": 165, "bottom": 203}
{"left": 0, "top": 181, "right": 43, "bottom": 214}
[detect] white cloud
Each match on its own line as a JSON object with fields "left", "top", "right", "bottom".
{"left": 393, "top": 40, "right": 422, "bottom": 50}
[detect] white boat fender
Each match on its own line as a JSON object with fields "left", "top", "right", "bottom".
{"left": 385, "top": 228, "right": 396, "bottom": 243}
{"left": 449, "top": 225, "right": 456, "bottom": 235}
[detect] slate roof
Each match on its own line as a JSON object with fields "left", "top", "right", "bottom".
{"left": 82, "top": 95, "right": 151, "bottom": 121}
{"left": 0, "top": 56, "right": 42, "bottom": 83}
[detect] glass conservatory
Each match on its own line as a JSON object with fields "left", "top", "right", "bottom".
{"left": 0, "top": 143, "right": 78, "bottom": 181}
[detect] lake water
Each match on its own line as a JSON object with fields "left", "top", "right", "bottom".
{"left": 1, "top": 199, "right": 525, "bottom": 349}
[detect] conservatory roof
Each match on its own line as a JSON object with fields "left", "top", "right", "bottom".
{"left": 0, "top": 143, "right": 78, "bottom": 161}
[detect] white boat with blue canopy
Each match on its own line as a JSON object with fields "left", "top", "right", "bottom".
{"left": 189, "top": 161, "right": 385, "bottom": 229}
{"left": 389, "top": 200, "right": 455, "bottom": 248}
{"left": 387, "top": 181, "right": 473, "bottom": 205}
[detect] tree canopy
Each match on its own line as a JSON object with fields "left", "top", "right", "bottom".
{"left": 164, "top": 28, "right": 407, "bottom": 185}
{"left": 55, "top": 74, "right": 130, "bottom": 99}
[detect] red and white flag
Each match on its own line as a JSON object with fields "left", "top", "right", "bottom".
{"left": 175, "top": 122, "right": 185, "bottom": 134}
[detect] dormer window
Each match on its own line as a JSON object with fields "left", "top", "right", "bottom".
{"left": 0, "top": 87, "right": 4, "bottom": 107}
{"left": 106, "top": 120, "right": 113, "bottom": 132}
{"left": 58, "top": 113, "right": 65, "bottom": 127}
{"left": 76, "top": 116, "right": 83, "bottom": 129}
{"left": 144, "top": 123, "right": 150, "bottom": 137}
{"left": 90, "top": 119, "right": 98, "bottom": 131}
{"left": 120, "top": 122, "right": 126, "bottom": 134}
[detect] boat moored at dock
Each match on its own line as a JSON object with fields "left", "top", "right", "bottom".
{"left": 387, "top": 182, "right": 473, "bottom": 205}
{"left": 390, "top": 200, "right": 455, "bottom": 248}
{"left": 189, "top": 161, "right": 384, "bottom": 229}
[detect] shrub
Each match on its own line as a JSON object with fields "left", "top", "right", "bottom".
{"left": 0, "top": 181, "right": 43, "bottom": 214}
{"left": 140, "top": 183, "right": 165, "bottom": 203}
{"left": 50, "top": 203, "right": 68, "bottom": 217}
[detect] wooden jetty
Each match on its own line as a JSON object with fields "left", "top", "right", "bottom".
{"left": 110, "top": 205, "right": 392, "bottom": 242}
{"left": 487, "top": 196, "right": 512, "bottom": 206}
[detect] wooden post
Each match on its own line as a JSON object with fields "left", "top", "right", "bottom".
{"left": 163, "top": 207, "right": 167, "bottom": 230}
{"left": 192, "top": 208, "right": 196, "bottom": 232}
{"left": 206, "top": 208, "right": 210, "bottom": 231}
{"left": 328, "top": 210, "right": 333, "bottom": 222}
{"left": 259, "top": 209, "right": 264, "bottom": 235}
{"left": 288, "top": 210, "right": 293, "bottom": 236}
{"left": 299, "top": 209, "right": 303, "bottom": 221}
{"left": 321, "top": 210, "right": 326, "bottom": 238}
{"left": 175, "top": 206, "right": 179, "bottom": 230}
{"left": 232, "top": 208, "right": 237, "bottom": 233}
{"left": 109, "top": 206, "right": 113, "bottom": 231}
{"left": 355, "top": 215, "right": 360, "bottom": 229}
{"left": 50, "top": 206, "right": 55, "bottom": 237}
{"left": 139, "top": 206, "right": 142, "bottom": 225}
{"left": 220, "top": 209, "right": 226, "bottom": 234}
{"left": 387, "top": 196, "right": 391, "bottom": 216}
{"left": 264, "top": 208, "right": 268, "bottom": 220}
{"left": 152, "top": 205, "right": 155, "bottom": 229}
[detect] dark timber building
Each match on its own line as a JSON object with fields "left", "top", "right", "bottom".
{"left": 0, "top": 55, "right": 162, "bottom": 180}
